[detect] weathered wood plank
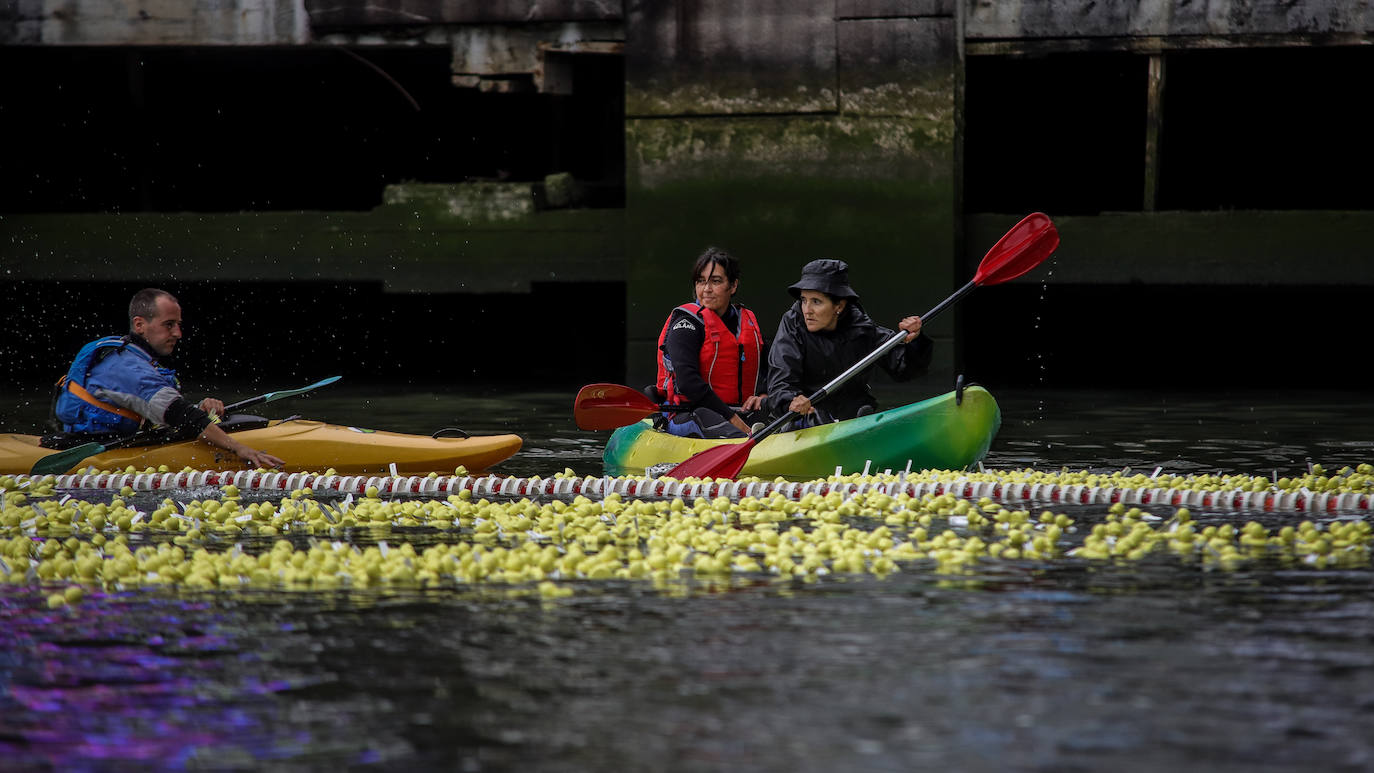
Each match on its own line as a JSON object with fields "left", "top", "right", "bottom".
{"left": 1142, "top": 54, "right": 1164, "bottom": 212}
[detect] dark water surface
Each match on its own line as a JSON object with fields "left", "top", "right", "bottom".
{"left": 3, "top": 384, "right": 1373, "bottom": 772}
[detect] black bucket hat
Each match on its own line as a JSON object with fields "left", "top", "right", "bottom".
{"left": 787, "top": 259, "right": 860, "bottom": 301}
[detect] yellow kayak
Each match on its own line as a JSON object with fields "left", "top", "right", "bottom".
{"left": 1, "top": 419, "right": 522, "bottom": 475}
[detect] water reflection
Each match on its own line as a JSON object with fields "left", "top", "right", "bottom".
{"left": 4, "top": 383, "right": 1372, "bottom": 476}
{"left": 2, "top": 383, "right": 1373, "bottom": 771}
{"left": 267, "top": 384, "right": 1374, "bottom": 477}
{"left": 4, "top": 565, "right": 1372, "bottom": 771}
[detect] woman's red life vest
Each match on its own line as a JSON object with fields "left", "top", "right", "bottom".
{"left": 655, "top": 303, "right": 763, "bottom": 406}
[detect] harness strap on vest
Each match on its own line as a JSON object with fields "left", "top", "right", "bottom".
{"left": 57, "top": 375, "right": 143, "bottom": 422}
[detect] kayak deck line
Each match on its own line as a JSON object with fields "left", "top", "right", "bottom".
{"left": 8, "top": 468, "right": 1372, "bottom": 515}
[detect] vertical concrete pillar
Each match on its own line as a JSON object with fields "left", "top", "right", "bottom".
{"left": 624, "top": 1, "right": 959, "bottom": 389}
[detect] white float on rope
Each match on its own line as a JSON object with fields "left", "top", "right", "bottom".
{"left": 11, "top": 469, "right": 1371, "bottom": 516}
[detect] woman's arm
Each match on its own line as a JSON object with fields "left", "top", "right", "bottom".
{"left": 877, "top": 322, "right": 934, "bottom": 382}
{"left": 763, "top": 312, "right": 807, "bottom": 417}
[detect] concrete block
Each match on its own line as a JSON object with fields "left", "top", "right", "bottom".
{"left": 383, "top": 182, "right": 535, "bottom": 221}
{"left": 542, "top": 173, "right": 585, "bottom": 208}
{"left": 838, "top": 17, "right": 956, "bottom": 117}
{"left": 837, "top": 0, "right": 954, "bottom": 18}
{"left": 7, "top": 0, "right": 309, "bottom": 45}
{"left": 303, "top": 0, "right": 622, "bottom": 28}
{"left": 966, "top": 0, "right": 1374, "bottom": 40}
{"left": 626, "top": 0, "right": 837, "bottom": 115}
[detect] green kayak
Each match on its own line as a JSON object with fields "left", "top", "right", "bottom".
{"left": 603, "top": 386, "right": 1001, "bottom": 479}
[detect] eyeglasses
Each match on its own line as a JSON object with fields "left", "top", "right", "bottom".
{"left": 694, "top": 276, "right": 730, "bottom": 287}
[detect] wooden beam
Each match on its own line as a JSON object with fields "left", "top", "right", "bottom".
{"left": 1143, "top": 54, "right": 1165, "bottom": 212}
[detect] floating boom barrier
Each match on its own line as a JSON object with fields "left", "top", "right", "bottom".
{"left": 8, "top": 468, "right": 1373, "bottom": 515}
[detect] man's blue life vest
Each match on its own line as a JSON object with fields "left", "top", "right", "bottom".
{"left": 54, "top": 336, "right": 179, "bottom": 435}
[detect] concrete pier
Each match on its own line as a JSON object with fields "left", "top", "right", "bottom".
{"left": 2, "top": 1, "right": 1372, "bottom": 389}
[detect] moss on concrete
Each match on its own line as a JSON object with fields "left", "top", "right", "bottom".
{"left": 627, "top": 114, "right": 952, "bottom": 189}
{"left": 1, "top": 191, "right": 623, "bottom": 293}
{"left": 623, "top": 175, "right": 956, "bottom": 388}
{"left": 839, "top": 76, "right": 956, "bottom": 123}
{"left": 627, "top": 80, "right": 839, "bottom": 118}
{"left": 380, "top": 182, "right": 536, "bottom": 222}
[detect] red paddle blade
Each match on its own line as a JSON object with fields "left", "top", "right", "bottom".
{"left": 574, "top": 383, "right": 662, "bottom": 430}
{"left": 972, "top": 212, "right": 1060, "bottom": 287}
{"left": 663, "top": 437, "right": 758, "bottom": 480}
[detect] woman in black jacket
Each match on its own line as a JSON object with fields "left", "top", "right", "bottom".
{"left": 764, "top": 259, "right": 932, "bottom": 425}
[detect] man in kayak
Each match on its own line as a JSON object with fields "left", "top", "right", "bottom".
{"left": 764, "top": 259, "right": 931, "bottom": 426}
{"left": 654, "top": 247, "right": 768, "bottom": 438}
{"left": 49, "top": 288, "right": 285, "bottom": 469}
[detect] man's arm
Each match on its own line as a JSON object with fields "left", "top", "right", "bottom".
{"left": 166, "top": 395, "right": 283, "bottom": 468}
{"left": 198, "top": 422, "right": 284, "bottom": 469}
{"left": 104, "top": 385, "right": 284, "bottom": 469}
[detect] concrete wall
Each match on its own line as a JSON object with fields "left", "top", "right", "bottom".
{"left": 1, "top": 185, "right": 622, "bottom": 294}
{"left": 6, "top": 1, "right": 1374, "bottom": 391}
{"left": 0, "top": 0, "right": 627, "bottom": 45}
{"left": 12, "top": 0, "right": 1367, "bottom": 47}
{"left": 968, "top": 211, "right": 1374, "bottom": 288}
{"left": 1, "top": 0, "right": 312, "bottom": 45}
{"left": 623, "top": 0, "right": 960, "bottom": 390}
{"left": 302, "top": 0, "right": 621, "bottom": 26}
{"left": 965, "top": 0, "right": 1374, "bottom": 41}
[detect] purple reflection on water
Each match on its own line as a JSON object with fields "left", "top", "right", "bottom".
{"left": 0, "top": 588, "right": 337, "bottom": 769}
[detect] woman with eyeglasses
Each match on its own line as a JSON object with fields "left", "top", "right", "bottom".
{"left": 652, "top": 247, "right": 767, "bottom": 438}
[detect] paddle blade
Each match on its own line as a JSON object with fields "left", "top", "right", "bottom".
{"left": 972, "top": 212, "right": 1060, "bottom": 287}
{"left": 663, "top": 437, "right": 758, "bottom": 480}
{"left": 258, "top": 374, "right": 340, "bottom": 402}
{"left": 223, "top": 375, "right": 342, "bottom": 415}
{"left": 30, "top": 442, "right": 105, "bottom": 475}
{"left": 574, "top": 383, "right": 662, "bottom": 430}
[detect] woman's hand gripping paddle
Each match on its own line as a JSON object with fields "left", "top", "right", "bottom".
{"left": 664, "top": 212, "right": 1061, "bottom": 480}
